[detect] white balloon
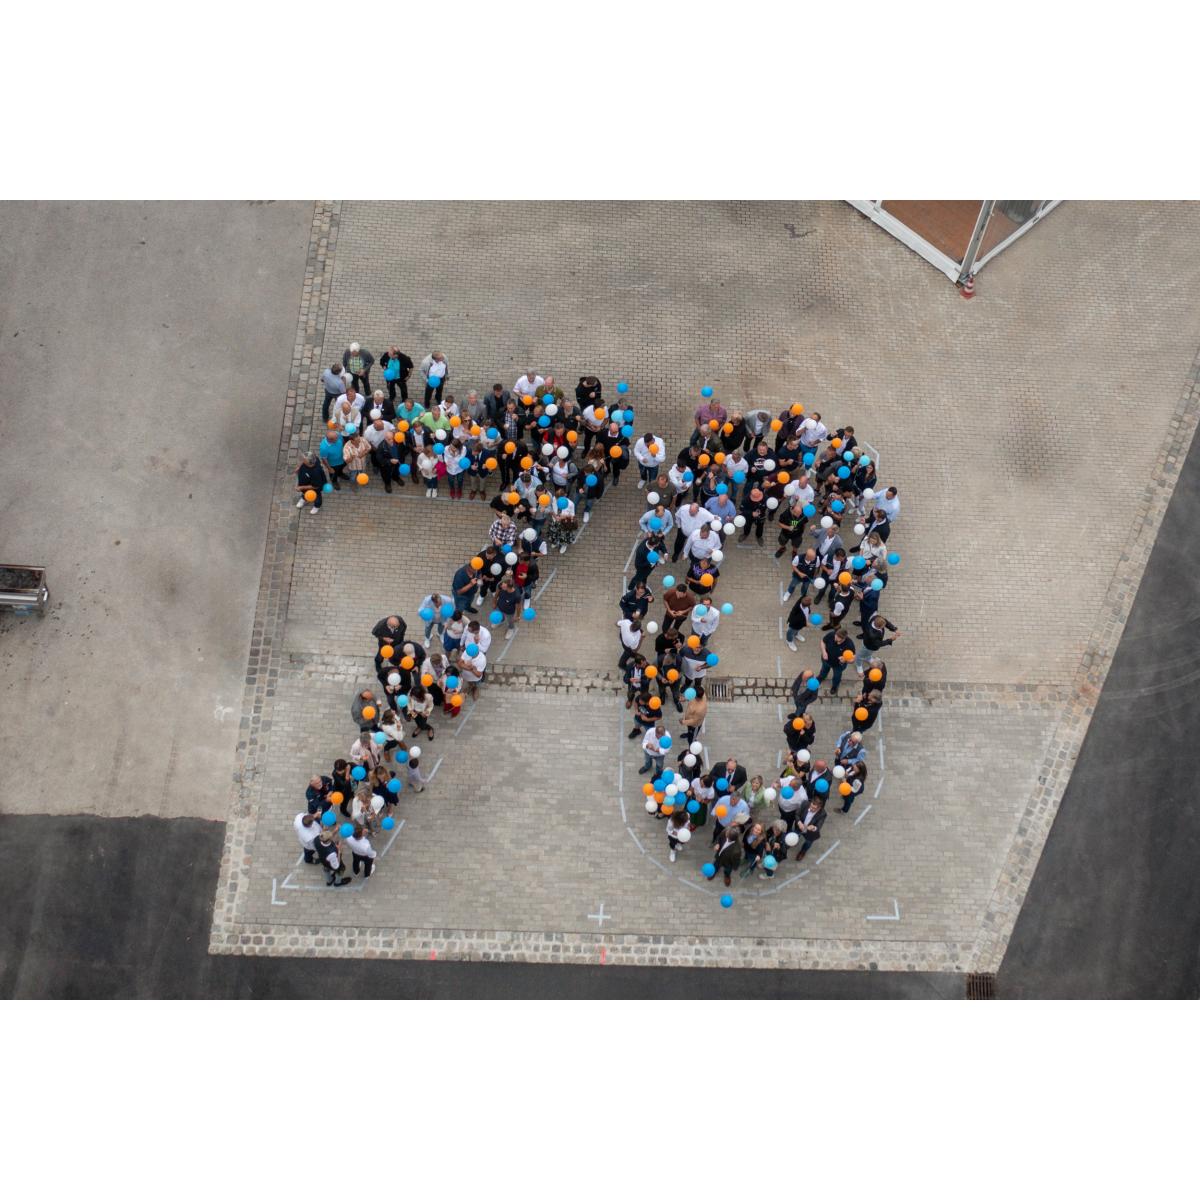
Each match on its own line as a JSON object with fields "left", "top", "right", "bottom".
{"left": 505, "top": 552, "right": 518, "bottom": 565}
{"left": 435, "top": 429, "right": 447, "bottom": 441}
{"left": 820, "top": 515, "right": 834, "bottom": 529}
{"left": 854, "top": 523, "right": 866, "bottom": 536}
{"left": 764, "top": 459, "right": 776, "bottom": 472}
{"left": 556, "top": 446, "right": 569, "bottom": 459}
{"left": 766, "top": 497, "right": 779, "bottom": 510}
{"left": 833, "top": 765, "right": 846, "bottom": 779}
{"left": 647, "top": 491, "right": 660, "bottom": 505}
{"left": 522, "top": 527, "right": 537, "bottom": 541}
{"left": 645, "top": 620, "right": 659, "bottom": 634}
{"left": 764, "top": 787, "right": 778, "bottom": 802}
{"left": 675, "top": 777, "right": 689, "bottom": 792}
{"left": 709, "top": 517, "right": 723, "bottom": 529}
{"left": 683, "top": 753, "right": 697, "bottom": 767}
{"left": 723, "top": 522, "right": 735, "bottom": 536}
{"left": 645, "top": 799, "right": 659, "bottom": 813}
{"left": 863, "top": 488, "right": 876, "bottom": 501}
{"left": 409, "top": 745, "right": 421, "bottom": 759}
{"left": 785, "top": 831, "right": 800, "bottom": 847}
{"left": 797, "top": 749, "right": 811, "bottom": 763}
{"left": 490, "top": 563, "right": 502, "bottom": 575}
{"left": 545, "top": 403, "right": 558, "bottom": 416}
{"left": 676, "top": 826, "right": 692, "bottom": 843}
{"left": 733, "top": 515, "right": 746, "bottom": 528}
{"left": 665, "top": 784, "right": 678, "bottom": 797}
{"left": 784, "top": 482, "right": 799, "bottom": 497}
{"left": 541, "top": 443, "right": 554, "bottom": 456}
{"left": 387, "top": 672, "right": 401, "bottom": 685}
{"left": 690, "top": 741, "right": 703, "bottom": 755}
{"left": 711, "top": 549, "right": 724, "bottom": 563}
{"left": 813, "top": 577, "right": 826, "bottom": 590}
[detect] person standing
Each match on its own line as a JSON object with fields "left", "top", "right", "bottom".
{"left": 294, "top": 812, "right": 323, "bottom": 863}
{"left": 318, "top": 429, "right": 348, "bottom": 489}
{"left": 617, "top": 617, "right": 644, "bottom": 669}
{"left": 380, "top": 346, "right": 414, "bottom": 404}
{"left": 630, "top": 533, "right": 666, "bottom": 589}
{"left": 817, "top": 627, "right": 856, "bottom": 696}
{"left": 421, "top": 351, "right": 449, "bottom": 404}
{"left": 318, "top": 829, "right": 351, "bottom": 887}
{"left": 372, "top": 613, "right": 408, "bottom": 648}
{"left": 633, "top": 433, "right": 667, "bottom": 489}
{"left": 640, "top": 723, "right": 667, "bottom": 776}
{"left": 784, "top": 592, "right": 811, "bottom": 649}
{"left": 681, "top": 683, "right": 707, "bottom": 743}
{"left": 665, "top": 810, "right": 690, "bottom": 863}
{"left": 712, "top": 825, "right": 743, "bottom": 887}
{"left": 295, "top": 452, "right": 328, "bottom": 514}
{"left": 343, "top": 342, "right": 375, "bottom": 397}
{"left": 322, "top": 362, "right": 347, "bottom": 424}
{"left": 793, "top": 795, "right": 826, "bottom": 860}
{"left": 662, "top": 582, "right": 695, "bottom": 634}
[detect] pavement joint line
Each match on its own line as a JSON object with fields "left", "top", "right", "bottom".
{"left": 855, "top": 804, "right": 873, "bottom": 825}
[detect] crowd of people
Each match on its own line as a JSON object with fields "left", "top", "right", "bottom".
{"left": 616, "top": 389, "right": 904, "bottom": 902}
{"left": 293, "top": 349, "right": 642, "bottom": 885}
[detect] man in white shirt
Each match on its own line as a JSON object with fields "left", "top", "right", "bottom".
{"left": 364, "top": 411, "right": 395, "bottom": 449}
{"left": 684, "top": 524, "right": 722, "bottom": 564}
{"left": 639, "top": 723, "right": 668, "bottom": 776}
{"left": 461, "top": 648, "right": 487, "bottom": 699}
{"left": 877, "top": 486, "right": 901, "bottom": 523}
{"left": 690, "top": 602, "right": 721, "bottom": 643}
{"left": 617, "top": 617, "right": 643, "bottom": 668}
{"left": 344, "top": 826, "right": 378, "bottom": 877}
{"left": 633, "top": 434, "right": 666, "bottom": 489}
{"left": 798, "top": 413, "right": 829, "bottom": 451}
{"left": 466, "top": 620, "right": 492, "bottom": 656}
{"left": 672, "top": 502, "right": 711, "bottom": 562}
{"left": 513, "top": 370, "right": 545, "bottom": 400}
{"left": 294, "top": 812, "right": 322, "bottom": 863}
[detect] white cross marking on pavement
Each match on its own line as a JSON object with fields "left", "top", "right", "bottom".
{"left": 587, "top": 903, "right": 612, "bottom": 927}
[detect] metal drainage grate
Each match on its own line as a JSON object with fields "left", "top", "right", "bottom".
{"left": 965, "top": 973, "right": 996, "bottom": 1000}
{"left": 706, "top": 678, "right": 735, "bottom": 702}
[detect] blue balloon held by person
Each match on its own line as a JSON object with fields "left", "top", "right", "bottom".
{"left": 837, "top": 466, "right": 851, "bottom": 480}
{"left": 660, "top": 733, "right": 672, "bottom": 748}
{"left": 465, "top": 644, "right": 479, "bottom": 658}
{"left": 617, "top": 380, "right": 629, "bottom": 393}
{"left": 831, "top": 500, "right": 845, "bottom": 513}
{"left": 399, "top": 464, "right": 411, "bottom": 475}
{"left": 781, "top": 786, "right": 794, "bottom": 800}
{"left": 432, "top": 442, "right": 444, "bottom": 455}
{"left": 459, "top": 456, "right": 471, "bottom": 469}
{"left": 586, "top": 473, "right": 598, "bottom": 487}
{"left": 663, "top": 575, "right": 675, "bottom": 588}
{"left": 397, "top": 694, "right": 409, "bottom": 707}
{"left": 815, "top": 778, "right": 830, "bottom": 794}
{"left": 340, "top": 823, "right": 354, "bottom": 838}
{"left": 394, "top": 751, "right": 408, "bottom": 765}
{"left": 344, "top": 425, "right": 356, "bottom": 437}
{"left": 852, "top": 556, "right": 866, "bottom": 570}
{"left": 683, "top": 687, "right": 697, "bottom": 701}
{"left": 763, "top": 855, "right": 777, "bottom": 871}
{"left": 522, "top": 607, "right": 536, "bottom": 620}
{"left": 859, "top": 455, "right": 871, "bottom": 466}
{"left": 387, "top": 777, "right": 401, "bottom": 792}
{"left": 487, "top": 427, "right": 499, "bottom": 440}
{"left": 647, "top": 551, "right": 659, "bottom": 564}
{"left": 418, "top": 607, "right": 434, "bottom": 621}
{"left": 733, "top": 471, "right": 746, "bottom": 484}
{"left": 803, "top": 453, "right": 815, "bottom": 467}
{"left": 701, "top": 386, "right": 713, "bottom": 397}
{"left": 694, "top": 604, "right": 708, "bottom": 618}
{"left": 687, "top": 800, "right": 700, "bottom": 814}
{"left": 843, "top": 450, "right": 854, "bottom": 461}
{"left": 381, "top": 816, "right": 395, "bottom": 830}
{"left": 802, "top": 503, "right": 816, "bottom": 518}
{"left": 489, "top": 610, "right": 503, "bottom": 625}
{"left": 321, "top": 810, "right": 337, "bottom": 826}
{"left": 810, "top": 612, "right": 824, "bottom": 626}
{"left": 446, "top": 675, "right": 459, "bottom": 689}
{"left": 872, "top": 578, "right": 884, "bottom": 591}
{"left": 706, "top": 653, "right": 718, "bottom": 666}
{"left": 440, "top": 602, "right": 454, "bottom": 620}
{"left": 351, "top": 766, "right": 366, "bottom": 781}
{"left": 557, "top": 496, "right": 568, "bottom": 510}
{"left": 662, "top": 769, "right": 675, "bottom": 785}
{"left": 538, "top": 414, "right": 551, "bottom": 428}
{"left": 720, "top": 893, "right": 734, "bottom": 908}
{"left": 716, "top": 777, "right": 729, "bottom": 792}
{"left": 621, "top": 424, "right": 634, "bottom": 438}
{"left": 716, "top": 483, "right": 728, "bottom": 495}
{"left": 322, "top": 482, "right": 334, "bottom": 493}
{"left": 649, "top": 517, "right": 663, "bottom": 531}
{"left": 701, "top": 862, "right": 717, "bottom": 878}
{"left": 683, "top": 470, "right": 694, "bottom": 483}
{"left": 373, "top": 731, "right": 386, "bottom": 744}
{"left": 806, "top": 677, "right": 820, "bottom": 691}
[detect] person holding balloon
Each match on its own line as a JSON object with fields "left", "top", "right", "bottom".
{"left": 665, "top": 809, "right": 691, "bottom": 863}
{"left": 294, "top": 451, "right": 329, "bottom": 514}
{"left": 680, "top": 682, "right": 708, "bottom": 743}
{"left": 318, "top": 828, "right": 351, "bottom": 887}
{"left": 344, "top": 823, "right": 377, "bottom": 878}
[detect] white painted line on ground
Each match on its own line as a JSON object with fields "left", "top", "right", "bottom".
{"left": 279, "top": 853, "right": 305, "bottom": 890}
{"left": 619, "top": 794, "right": 626, "bottom": 822}
{"left": 452, "top": 699, "right": 479, "bottom": 738}
{"left": 587, "top": 902, "right": 612, "bottom": 927}
{"left": 425, "top": 755, "right": 444, "bottom": 782}
{"left": 533, "top": 568, "right": 558, "bottom": 601}
{"left": 622, "top": 540, "right": 638, "bottom": 573}
{"left": 776, "top": 749, "right": 783, "bottom": 769}
{"left": 865, "top": 899, "right": 900, "bottom": 922}
{"left": 626, "top": 825, "right": 645, "bottom": 854}
{"left": 874, "top": 777, "right": 885, "bottom": 799}
{"left": 778, "top": 616, "right": 784, "bottom": 640}
{"left": 271, "top": 878, "right": 287, "bottom": 906}
{"left": 761, "top": 868, "right": 810, "bottom": 895}
{"left": 854, "top": 804, "right": 873, "bottom": 825}
{"left": 378, "top": 818, "right": 406, "bottom": 858}
{"left": 815, "top": 839, "right": 841, "bottom": 865}
{"left": 647, "top": 854, "right": 713, "bottom": 894}
{"left": 777, "top": 654, "right": 783, "bottom": 678}
{"left": 776, "top": 703, "right": 783, "bottom": 722}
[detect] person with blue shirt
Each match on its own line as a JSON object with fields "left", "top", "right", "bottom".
{"left": 704, "top": 491, "right": 737, "bottom": 529}
{"left": 317, "top": 430, "right": 348, "bottom": 489}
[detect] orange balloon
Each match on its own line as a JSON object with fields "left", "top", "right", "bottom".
{"left": 538, "top": 494, "right": 551, "bottom": 507}
{"left": 646, "top": 442, "right": 658, "bottom": 455}
{"left": 661, "top": 804, "right": 675, "bottom": 815}
{"left": 841, "top": 649, "right": 855, "bottom": 663}
{"left": 698, "top": 453, "right": 711, "bottom": 467}
{"left": 304, "top": 489, "right": 317, "bottom": 502}
{"left": 397, "top": 420, "right": 410, "bottom": 433}
{"left": 521, "top": 455, "right": 534, "bottom": 469}
{"left": 714, "top": 451, "right": 726, "bottom": 465}
{"left": 362, "top": 706, "right": 376, "bottom": 720}
{"left": 715, "top": 805, "right": 728, "bottom": 819}
{"left": 609, "top": 446, "right": 622, "bottom": 458}
{"left": 420, "top": 673, "right": 433, "bottom": 687}
{"left": 792, "top": 718, "right": 804, "bottom": 730}
{"left": 451, "top": 694, "right": 463, "bottom": 707}
{"left": 777, "top": 471, "right": 790, "bottom": 484}
{"left": 643, "top": 782, "right": 655, "bottom": 796}
{"left": 521, "top": 395, "right": 534, "bottom": 406}
{"left": 722, "top": 422, "right": 734, "bottom": 435}
{"left": 504, "top": 441, "right": 516, "bottom": 454}
{"left": 839, "top": 781, "right": 853, "bottom": 796}
{"left": 790, "top": 403, "right": 804, "bottom": 417}
{"left": 450, "top": 415, "right": 462, "bottom": 428}
{"left": 327, "top": 419, "right": 336, "bottom": 429}
{"left": 868, "top": 668, "right": 883, "bottom": 682}
{"left": 666, "top": 669, "right": 680, "bottom": 682}
{"left": 854, "top": 706, "right": 870, "bottom": 721}
{"left": 400, "top": 656, "right": 415, "bottom": 670}
{"left": 380, "top": 645, "right": 395, "bottom": 659}
{"left": 770, "top": 419, "right": 783, "bottom": 432}
{"left": 595, "top": 408, "right": 606, "bottom": 421}
{"left": 831, "top": 437, "right": 843, "bottom": 449}
{"left": 566, "top": 430, "right": 578, "bottom": 444}
{"left": 330, "top": 792, "right": 344, "bottom": 804}
{"left": 708, "top": 419, "right": 719, "bottom": 430}
{"left": 470, "top": 424, "right": 481, "bottom": 437}
{"left": 654, "top": 792, "right": 665, "bottom": 802}
{"left": 506, "top": 492, "right": 520, "bottom": 506}
{"left": 687, "top": 635, "right": 701, "bottom": 650}
{"left": 838, "top": 571, "right": 852, "bottom": 585}
{"left": 699, "top": 573, "right": 714, "bottom": 588}
{"left": 645, "top": 665, "right": 658, "bottom": 679}
{"left": 485, "top": 457, "right": 498, "bottom": 470}
{"left": 649, "top": 696, "right": 662, "bottom": 710}
{"left": 356, "top": 473, "right": 369, "bottom": 485}
{"left": 470, "top": 556, "right": 484, "bottom": 570}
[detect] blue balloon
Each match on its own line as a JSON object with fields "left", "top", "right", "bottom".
{"left": 871, "top": 578, "right": 884, "bottom": 591}
{"left": 647, "top": 551, "right": 659, "bottom": 565}
{"left": 694, "top": 604, "right": 707, "bottom": 617}
{"left": 721, "top": 602, "right": 733, "bottom": 615}
{"left": 459, "top": 456, "right": 471, "bottom": 469}
{"left": 394, "top": 750, "right": 409, "bottom": 764}
{"left": 586, "top": 473, "right": 598, "bottom": 487}
{"left": 373, "top": 731, "right": 386, "bottom": 744}
{"left": 810, "top": 612, "right": 824, "bottom": 626}
{"left": 716, "top": 777, "right": 729, "bottom": 792}
{"left": 683, "top": 470, "right": 694, "bottom": 482}
{"left": 321, "top": 810, "right": 337, "bottom": 826}
{"left": 538, "top": 414, "right": 551, "bottom": 428}
{"left": 683, "top": 687, "right": 697, "bottom": 700}
{"left": 617, "top": 380, "right": 629, "bottom": 393}
{"left": 887, "top": 552, "right": 901, "bottom": 565}
{"left": 387, "top": 778, "right": 401, "bottom": 793}
{"left": 733, "top": 471, "right": 746, "bottom": 484}
{"left": 781, "top": 786, "right": 794, "bottom": 800}
{"left": 439, "top": 602, "right": 454, "bottom": 620}
{"left": 831, "top": 500, "right": 845, "bottom": 513}
{"left": 621, "top": 424, "right": 634, "bottom": 438}
{"left": 716, "top": 483, "right": 728, "bottom": 495}
{"left": 446, "top": 675, "right": 460, "bottom": 689}
{"left": 859, "top": 455, "right": 871, "bottom": 466}
{"left": 351, "top": 766, "right": 366, "bottom": 781}
{"left": 553, "top": 496, "right": 566, "bottom": 511}
{"left": 802, "top": 503, "right": 816, "bottom": 518}
{"left": 418, "top": 607, "right": 434, "bottom": 621}
{"left": 396, "top": 694, "right": 409, "bottom": 708}
{"left": 806, "top": 677, "right": 820, "bottom": 691}
{"left": 344, "top": 425, "right": 357, "bottom": 436}
{"left": 706, "top": 653, "right": 718, "bottom": 667}
{"left": 852, "top": 556, "right": 866, "bottom": 570}
{"left": 843, "top": 450, "right": 854, "bottom": 461}
{"left": 701, "top": 386, "right": 713, "bottom": 398}
{"left": 465, "top": 644, "right": 479, "bottom": 657}
{"left": 381, "top": 816, "right": 396, "bottom": 830}
{"left": 652, "top": 777, "right": 664, "bottom": 792}
{"left": 487, "top": 427, "right": 500, "bottom": 440}
{"left": 815, "top": 778, "right": 830, "bottom": 794}
{"left": 649, "top": 517, "right": 663, "bottom": 531}
{"left": 399, "top": 463, "right": 411, "bottom": 475}
{"left": 720, "top": 893, "right": 734, "bottom": 908}
{"left": 687, "top": 800, "right": 700, "bottom": 814}
{"left": 763, "top": 855, "right": 777, "bottom": 870}
{"left": 660, "top": 734, "right": 672, "bottom": 748}
{"left": 322, "top": 482, "right": 334, "bottom": 493}
{"left": 432, "top": 442, "right": 444, "bottom": 455}
{"left": 803, "top": 453, "right": 815, "bottom": 467}
{"left": 502, "top": 543, "right": 513, "bottom": 554}
{"left": 662, "top": 575, "right": 675, "bottom": 588}
{"left": 489, "top": 610, "right": 503, "bottom": 625}
{"left": 837, "top": 466, "right": 851, "bottom": 480}
{"left": 340, "top": 822, "right": 354, "bottom": 838}
{"left": 701, "top": 862, "right": 717, "bottom": 878}
{"left": 662, "top": 769, "right": 675, "bottom": 785}
{"left": 522, "top": 607, "right": 536, "bottom": 621}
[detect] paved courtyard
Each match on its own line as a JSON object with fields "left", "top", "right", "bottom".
{"left": 210, "top": 200, "right": 1200, "bottom": 972}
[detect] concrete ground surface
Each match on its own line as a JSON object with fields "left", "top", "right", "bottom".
{"left": 3, "top": 200, "right": 1199, "bottom": 997}
{"left": 0, "top": 201, "right": 313, "bottom": 820}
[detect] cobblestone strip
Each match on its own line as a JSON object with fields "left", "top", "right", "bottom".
{"left": 971, "top": 346, "right": 1200, "bottom": 973}
{"left": 210, "top": 202, "right": 340, "bottom": 950}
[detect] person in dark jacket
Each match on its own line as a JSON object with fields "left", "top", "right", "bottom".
{"left": 619, "top": 581, "right": 653, "bottom": 622}
{"left": 318, "top": 829, "right": 351, "bottom": 887}
{"left": 306, "top": 774, "right": 335, "bottom": 815}
{"left": 712, "top": 826, "right": 743, "bottom": 886}
{"left": 294, "top": 452, "right": 328, "bottom": 513}
{"left": 379, "top": 346, "right": 413, "bottom": 404}
{"left": 371, "top": 614, "right": 407, "bottom": 647}
{"left": 343, "top": 342, "right": 375, "bottom": 396}
{"left": 851, "top": 689, "right": 883, "bottom": 733}
{"left": 630, "top": 533, "right": 666, "bottom": 589}
{"left": 794, "top": 796, "right": 826, "bottom": 859}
